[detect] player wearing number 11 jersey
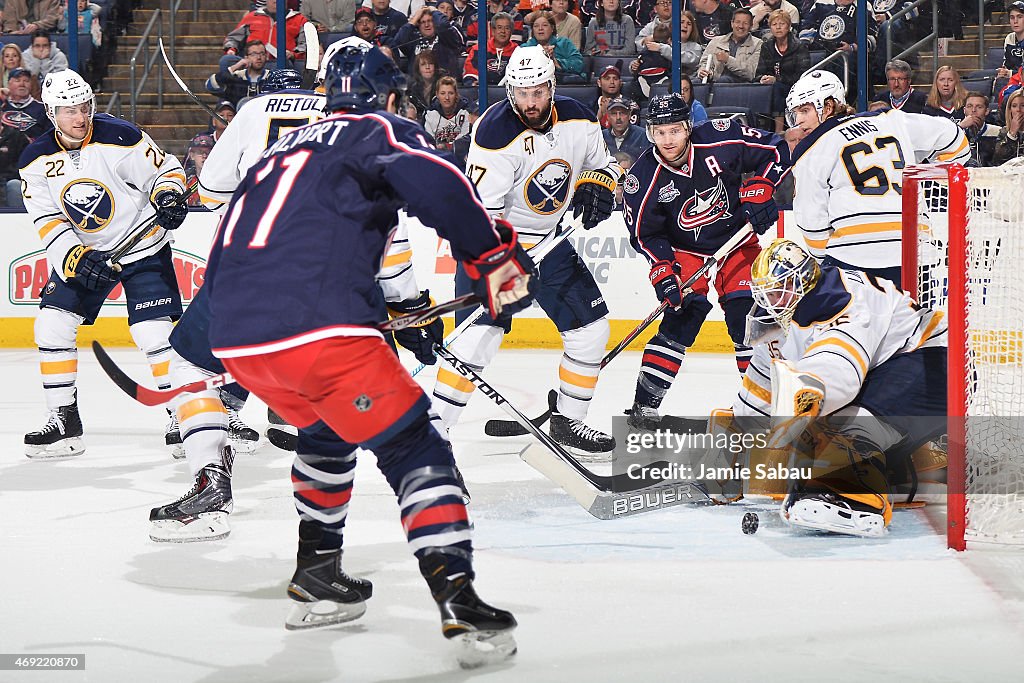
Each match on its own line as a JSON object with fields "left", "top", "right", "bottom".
{"left": 786, "top": 70, "right": 970, "bottom": 284}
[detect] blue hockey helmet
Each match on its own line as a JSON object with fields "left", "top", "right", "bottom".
{"left": 261, "top": 68, "right": 304, "bottom": 94}
{"left": 324, "top": 44, "right": 407, "bottom": 114}
{"left": 645, "top": 92, "right": 691, "bottom": 142}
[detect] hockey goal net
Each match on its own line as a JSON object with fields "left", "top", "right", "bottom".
{"left": 902, "top": 161, "right": 1024, "bottom": 550}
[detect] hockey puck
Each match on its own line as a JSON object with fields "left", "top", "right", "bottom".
{"left": 741, "top": 512, "right": 759, "bottom": 535}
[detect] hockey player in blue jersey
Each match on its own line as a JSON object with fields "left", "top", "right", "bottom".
{"left": 203, "top": 45, "right": 532, "bottom": 664}
{"left": 621, "top": 94, "right": 790, "bottom": 429}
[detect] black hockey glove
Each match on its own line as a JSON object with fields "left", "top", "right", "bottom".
{"left": 388, "top": 290, "right": 445, "bottom": 365}
{"left": 738, "top": 176, "right": 778, "bottom": 235}
{"left": 152, "top": 189, "right": 189, "bottom": 230}
{"left": 463, "top": 220, "right": 537, "bottom": 321}
{"left": 63, "top": 245, "right": 118, "bottom": 291}
{"left": 572, "top": 169, "right": 618, "bottom": 230}
{"left": 649, "top": 260, "right": 685, "bottom": 308}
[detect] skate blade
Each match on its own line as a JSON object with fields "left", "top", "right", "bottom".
{"left": 265, "top": 427, "right": 297, "bottom": 452}
{"left": 449, "top": 629, "right": 518, "bottom": 670}
{"left": 150, "top": 512, "right": 231, "bottom": 543}
{"left": 229, "top": 437, "right": 260, "bottom": 454}
{"left": 284, "top": 598, "right": 366, "bottom": 630}
{"left": 25, "top": 437, "right": 85, "bottom": 459}
{"left": 781, "top": 501, "right": 887, "bottom": 538}
{"left": 563, "top": 448, "right": 613, "bottom": 464}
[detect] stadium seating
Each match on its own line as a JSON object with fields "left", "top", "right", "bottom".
{"left": 4, "top": 34, "right": 93, "bottom": 64}
{"left": 985, "top": 45, "right": 1005, "bottom": 69}
{"left": 962, "top": 76, "right": 995, "bottom": 98}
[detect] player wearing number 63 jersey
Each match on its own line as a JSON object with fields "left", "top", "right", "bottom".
{"left": 19, "top": 69, "right": 187, "bottom": 459}
{"left": 729, "top": 239, "right": 947, "bottom": 537}
{"left": 787, "top": 70, "right": 970, "bottom": 283}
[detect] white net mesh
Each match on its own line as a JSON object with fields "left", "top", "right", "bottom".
{"left": 911, "top": 163, "right": 1024, "bottom": 546}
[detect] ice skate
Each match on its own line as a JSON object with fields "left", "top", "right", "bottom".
{"left": 227, "top": 406, "right": 260, "bottom": 453}
{"left": 547, "top": 391, "right": 614, "bottom": 462}
{"left": 420, "top": 555, "right": 517, "bottom": 669}
{"left": 780, "top": 491, "right": 889, "bottom": 538}
{"left": 24, "top": 400, "right": 85, "bottom": 459}
{"left": 265, "top": 407, "right": 297, "bottom": 451}
{"left": 625, "top": 401, "right": 661, "bottom": 431}
{"left": 150, "top": 447, "right": 234, "bottom": 542}
{"left": 285, "top": 521, "right": 373, "bottom": 630}
{"left": 165, "top": 409, "right": 184, "bottom": 459}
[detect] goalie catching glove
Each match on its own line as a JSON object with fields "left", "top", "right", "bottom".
{"left": 151, "top": 189, "right": 189, "bottom": 231}
{"left": 388, "top": 291, "right": 445, "bottom": 365}
{"left": 463, "top": 220, "right": 537, "bottom": 320}
{"left": 572, "top": 169, "right": 618, "bottom": 230}
{"left": 738, "top": 176, "right": 777, "bottom": 235}
{"left": 63, "top": 245, "right": 118, "bottom": 291}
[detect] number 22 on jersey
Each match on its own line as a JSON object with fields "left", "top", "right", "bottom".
{"left": 221, "top": 149, "right": 312, "bottom": 249}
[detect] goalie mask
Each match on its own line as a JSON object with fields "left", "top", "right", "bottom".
{"left": 750, "top": 239, "right": 821, "bottom": 330}
{"left": 785, "top": 70, "right": 845, "bottom": 128}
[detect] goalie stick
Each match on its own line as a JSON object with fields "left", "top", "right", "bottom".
{"left": 434, "top": 345, "right": 711, "bottom": 519}
{"left": 484, "top": 224, "right": 755, "bottom": 437}
{"left": 409, "top": 213, "right": 583, "bottom": 377}
{"left": 107, "top": 177, "right": 199, "bottom": 272}
{"left": 91, "top": 294, "right": 483, "bottom": 406}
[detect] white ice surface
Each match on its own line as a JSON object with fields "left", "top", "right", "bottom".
{"left": 2, "top": 347, "right": 1023, "bottom": 682}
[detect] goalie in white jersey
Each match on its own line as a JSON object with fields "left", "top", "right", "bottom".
{"left": 724, "top": 239, "right": 947, "bottom": 537}
{"left": 431, "top": 46, "right": 623, "bottom": 457}
{"left": 787, "top": 70, "right": 970, "bottom": 283}
{"left": 19, "top": 70, "right": 188, "bottom": 459}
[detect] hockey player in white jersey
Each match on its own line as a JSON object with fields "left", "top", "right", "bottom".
{"left": 20, "top": 70, "right": 188, "bottom": 458}
{"left": 432, "top": 46, "right": 623, "bottom": 457}
{"left": 786, "top": 70, "right": 970, "bottom": 283}
{"left": 727, "top": 239, "right": 948, "bottom": 537}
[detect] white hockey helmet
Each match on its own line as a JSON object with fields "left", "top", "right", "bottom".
{"left": 502, "top": 45, "right": 556, "bottom": 111}
{"left": 317, "top": 36, "right": 372, "bottom": 84}
{"left": 42, "top": 70, "right": 95, "bottom": 135}
{"left": 784, "top": 70, "right": 845, "bottom": 127}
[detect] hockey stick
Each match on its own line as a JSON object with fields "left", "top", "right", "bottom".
{"left": 159, "top": 37, "right": 229, "bottom": 126}
{"left": 106, "top": 177, "right": 199, "bottom": 272}
{"left": 91, "top": 294, "right": 484, "bottom": 406}
{"left": 302, "top": 22, "right": 320, "bottom": 75}
{"left": 434, "top": 345, "right": 711, "bottom": 519}
{"left": 409, "top": 214, "right": 583, "bottom": 377}
{"left": 483, "top": 224, "right": 756, "bottom": 438}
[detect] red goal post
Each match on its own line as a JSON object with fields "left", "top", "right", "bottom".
{"left": 901, "top": 161, "right": 1024, "bottom": 551}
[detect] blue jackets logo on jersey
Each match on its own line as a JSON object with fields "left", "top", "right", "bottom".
{"left": 658, "top": 181, "right": 680, "bottom": 203}
{"left": 525, "top": 159, "right": 573, "bottom": 214}
{"left": 60, "top": 180, "right": 115, "bottom": 232}
{"left": 820, "top": 15, "right": 845, "bottom": 41}
{"left": 678, "top": 176, "right": 731, "bottom": 237}
{"left": 1, "top": 110, "right": 39, "bottom": 131}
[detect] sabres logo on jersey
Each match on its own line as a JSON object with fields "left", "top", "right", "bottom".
{"left": 60, "top": 179, "right": 115, "bottom": 232}
{"left": 678, "top": 176, "right": 731, "bottom": 238}
{"left": 525, "top": 159, "right": 572, "bottom": 215}
{"left": 819, "top": 15, "right": 846, "bottom": 41}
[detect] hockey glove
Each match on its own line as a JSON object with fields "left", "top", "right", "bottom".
{"left": 388, "top": 290, "right": 445, "bottom": 365}
{"left": 63, "top": 245, "right": 118, "bottom": 291}
{"left": 738, "top": 176, "right": 778, "bottom": 235}
{"left": 572, "top": 169, "right": 618, "bottom": 230}
{"left": 650, "top": 260, "right": 685, "bottom": 309}
{"left": 463, "top": 220, "right": 537, "bottom": 321}
{"left": 152, "top": 189, "right": 189, "bottom": 231}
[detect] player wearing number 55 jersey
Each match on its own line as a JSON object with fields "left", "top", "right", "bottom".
{"left": 19, "top": 70, "right": 188, "bottom": 459}
{"left": 787, "top": 70, "right": 970, "bottom": 284}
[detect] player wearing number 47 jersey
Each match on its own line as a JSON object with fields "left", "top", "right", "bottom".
{"left": 786, "top": 70, "right": 970, "bottom": 283}
{"left": 19, "top": 70, "right": 188, "bottom": 459}
{"left": 432, "top": 46, "right": 623, "bottom": 458}
{"left": 203, "top": 45, "right": 528, "bottom": 662}
{"left": 621, "top": 93, "right": 790, "bottom": 429}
